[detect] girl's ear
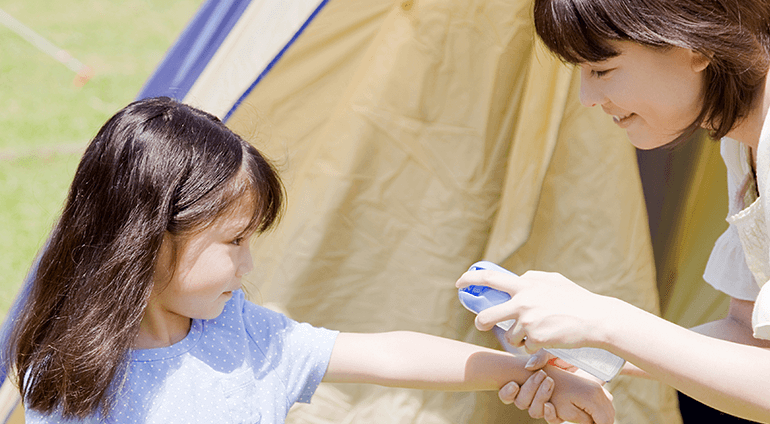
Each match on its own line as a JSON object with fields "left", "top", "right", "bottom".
{"left": 690, "top": 50, "right": 711, "bottom": 73}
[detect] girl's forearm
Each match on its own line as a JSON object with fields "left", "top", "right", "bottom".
{"left": 619, "top": 361, "right": 651, "bottom": 379}
{"left": 601, "top": 298, "right": 770, "bottom": 421}
{"left": 324, "top": 331, "right": 534, "bottom": 391}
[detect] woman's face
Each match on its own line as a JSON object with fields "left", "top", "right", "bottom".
{"left": 578, "top": 41, "right": 709, "bottom": 150}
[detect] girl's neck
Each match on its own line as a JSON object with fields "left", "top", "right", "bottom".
{"left": 726, "top": 71, "right": 770, "bottom": 153}
{"left": 134, "top": 302, "right": 192, "bottom": 349}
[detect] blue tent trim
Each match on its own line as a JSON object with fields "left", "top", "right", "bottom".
{"left": 222, "top": 0, "right": 331, "bottom": 122}
{"left": 136, "top": 0, "right": 253, "bottom": 101}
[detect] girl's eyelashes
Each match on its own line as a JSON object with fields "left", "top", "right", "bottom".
{"left": 230, "top": 232, "right": 255, "bottom": 246}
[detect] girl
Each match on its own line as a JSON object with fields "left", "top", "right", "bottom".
{"left": 5, "top": 97, "right": 612, "bottom": 423}
{"left": 460, "top": 0, "right": 770, "bottom": 421}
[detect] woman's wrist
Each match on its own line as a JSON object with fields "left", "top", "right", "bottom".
{"left": 591, "top": 295, "right": 637, "bottom": 352}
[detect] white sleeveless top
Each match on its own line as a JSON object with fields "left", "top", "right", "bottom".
{"left": 704, "top": 109, "right": 770, "bottom": 340}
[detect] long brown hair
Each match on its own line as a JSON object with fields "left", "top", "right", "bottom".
{"left": 533, "top": 0, "right": 770, "bottom": 143}
{"left": 5, "top": 97, "right": 284, "bottom": 418}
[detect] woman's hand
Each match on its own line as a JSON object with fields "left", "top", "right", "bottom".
{"left": 456, "top": 269, "right": 621, "bottom": 353}
{"left": 500, "top": 351, "right": 605, "bottom": 423}
{"left": 498, "top": 370, "right": 562, "bottom": 422}
{"left": 521, "top": 364, "right": 614, "bottom": 424}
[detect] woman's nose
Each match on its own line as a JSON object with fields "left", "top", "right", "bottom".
{"left": 578, "top": 68, "right": 602, "bottom": 107}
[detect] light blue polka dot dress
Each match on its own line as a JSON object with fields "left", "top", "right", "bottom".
{"left": 25, "top": 290, "right": 339, "bottom": 423}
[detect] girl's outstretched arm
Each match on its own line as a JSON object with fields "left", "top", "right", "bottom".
{"left": 323, "top": 331, "right": 614, "bottom": 424}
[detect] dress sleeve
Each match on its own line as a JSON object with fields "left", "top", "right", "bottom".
{"left": 750, "top": 108, "right": 770, "bottom": 340}
{"left": 752, "top": 111, "right": 770, "bottom": 339}
{"left": 240, "top": 296, "right": 339, "bottom": 405}
{"left": 703, "top": 225, "right": 760, "bottom": 301}
{"left": 704, "top": 139, "right": 761, "bottom": 301}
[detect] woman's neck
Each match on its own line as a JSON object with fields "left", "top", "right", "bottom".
{"left": 726, "top": 71, "right": 770, "bottom": 153}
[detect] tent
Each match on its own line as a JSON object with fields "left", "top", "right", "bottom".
{"left": 6, "top": 0, "right": 737, "bottom": 422}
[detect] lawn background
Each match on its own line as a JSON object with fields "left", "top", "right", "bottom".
{"left": 0, "top": 0, "right": 202, "bottom": 321}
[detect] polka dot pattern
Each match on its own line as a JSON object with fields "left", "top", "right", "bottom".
{"left": 25, "top": 290, "right": 339, "bottom": 423}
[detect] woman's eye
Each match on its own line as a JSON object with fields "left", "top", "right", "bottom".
{"left": 231, "top": 237, "right": 243, "bottom": 246}
{"left": 591, "top": 69, "right": 611, "bottom": 78}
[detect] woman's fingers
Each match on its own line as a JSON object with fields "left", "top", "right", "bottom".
{"left": 528, "top": 375, "right": 555, "bottom": 419}
{"left": 525, "top": 350, "right": 553, "bottom": 370}
{"left": 504, "top": 320, "right": 528, "bottom": 348}
{"left": 497, "top": 381, "right": 520, "bottom": 405}
{"left": 456, "top": 269, "right": 525, "bottom": 294}
{"left": 543, "top": 402, "right": 564, "bottom": 424}
{"left": 461, "top": 268, "right": 611, "bottom": 352}
{"left": 512, "top": 370, "right": 547, "bottom": 410}
{"left": 499, "top": 370, "right": 556, "bottom": 419}
{"left": 475, "top": 302, "right": 520, "bottom": 331}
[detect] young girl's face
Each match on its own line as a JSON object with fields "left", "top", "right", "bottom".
{"left": 150, "top": 199, "right": 255, "bottom": 325}
{"left": 578, "top": 41, "right": 709, "bottom": 150}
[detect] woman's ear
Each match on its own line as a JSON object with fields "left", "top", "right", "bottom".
{"left": 690, "top": 50, "right": 711, "bottom": 73}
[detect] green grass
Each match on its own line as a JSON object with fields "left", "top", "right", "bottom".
{"left": 0, "top": 0, "right": 202, "bottom": 320}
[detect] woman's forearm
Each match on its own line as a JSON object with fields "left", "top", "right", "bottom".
{"left": 601, "top": 298, "right": 770, "bottom": 421}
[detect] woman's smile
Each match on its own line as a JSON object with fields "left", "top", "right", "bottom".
{"left": 611, "top": 113, "right": 635, "bottom": 128}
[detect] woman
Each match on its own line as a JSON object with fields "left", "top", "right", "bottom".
{"left": 458, "top": 0, "right": 770, "bottom": 421}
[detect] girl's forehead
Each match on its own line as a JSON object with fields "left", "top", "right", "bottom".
{"left": 213, "top": 214, "right": 251, "bottom": 233}
{"left": 214, "top": 201, "right": 257, "bottom": 232}
{"left": 212, "top": 195, "right": 257, "bottom": 234}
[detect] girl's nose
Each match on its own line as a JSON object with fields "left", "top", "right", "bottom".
{"left": 237, "top": 243, "right": 254, "bottom": 277}
{"left": 578, "top": 67, "right": 603, "bottom": 107}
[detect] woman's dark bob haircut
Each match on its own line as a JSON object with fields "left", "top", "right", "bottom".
{"left": 7, "top": 97, "right": 284, "bottom": 418}
{"left": 534, "top": 0, "right": 770, "bottom": 141}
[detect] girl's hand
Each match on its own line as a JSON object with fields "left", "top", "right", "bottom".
{"left": 456, "top": 269, "right": 619, "bottom": 353}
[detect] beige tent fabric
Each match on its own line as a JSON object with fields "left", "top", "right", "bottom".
{"left": 227, "top": 0, "right": 681, "bottom": 423}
